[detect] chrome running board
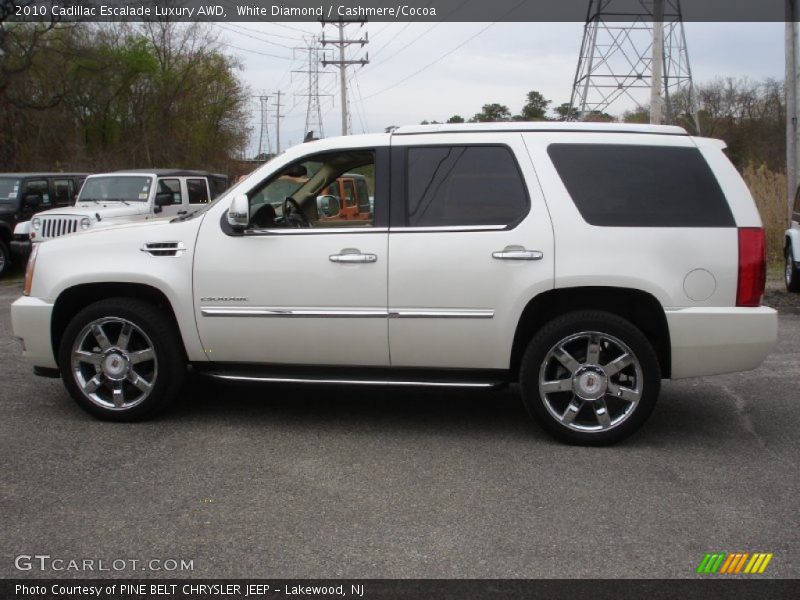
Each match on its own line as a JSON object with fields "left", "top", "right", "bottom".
{"left": 207, "top": 373, "right": 501, "bottom": 389}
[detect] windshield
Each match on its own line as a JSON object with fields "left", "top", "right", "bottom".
{"left": 0, "top": 178, "right": 20, "bottom": 204}
{"left": 78, "top": 176, "right": 152, "bottom": 203}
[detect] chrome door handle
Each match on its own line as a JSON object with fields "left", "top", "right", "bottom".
{"left": 329, "top": 252, "right": 377, "bottom": 264}
{"left": 492, "top": 247, "right": 543, "bottom": 261}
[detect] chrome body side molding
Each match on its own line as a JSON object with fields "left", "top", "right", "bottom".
{"left": 200, "top": 307, "right": 495, "bottom": 319}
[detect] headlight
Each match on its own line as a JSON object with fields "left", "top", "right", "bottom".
{"left": 31, "top": 218, "right": 41, "bottom": 230}
{"left": 80, "top": 217, "right": 91, "bottom": 230}
{"left": 23, "top": 244, "right": 39, "bottom": 297}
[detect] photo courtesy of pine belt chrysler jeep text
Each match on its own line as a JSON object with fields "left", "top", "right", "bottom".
{"left": 11, "top": 123, "right": 778, "bottom": 445}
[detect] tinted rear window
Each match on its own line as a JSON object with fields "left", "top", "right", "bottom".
{"left": 547, "top": 144, "right": 734, "bottom": 227}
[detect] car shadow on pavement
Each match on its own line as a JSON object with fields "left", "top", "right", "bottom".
{"left": 153, "top": 373, "right": 738, "bottom": 448}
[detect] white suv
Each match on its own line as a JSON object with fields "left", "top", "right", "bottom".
{"left": 16, "top": 170, "right": 227, "bottom": 247}
{"left": 11, "top": 123, "right": 778, "bottom": 445}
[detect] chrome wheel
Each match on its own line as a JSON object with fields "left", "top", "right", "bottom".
{"left": 538, "top": 331, "right": 642, "bottom": 433}
{"left": 787, "top": 252, "right": 794, "bottom": 287}
{"left": 70, "top": 317, "right": 157, "bottom": 410}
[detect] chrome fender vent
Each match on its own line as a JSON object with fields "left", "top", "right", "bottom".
{"left": 140, "top": 241, "right": 186, "bottom": 257}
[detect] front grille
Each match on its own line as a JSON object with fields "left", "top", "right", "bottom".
{"left": 40, "top": 217, "right": 81, "bottom": 240}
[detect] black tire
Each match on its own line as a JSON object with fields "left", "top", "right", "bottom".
{"left": 786, "top": 246, "right": 800, "bottom": 293}
{"left": 58, "top": 297, "right": 186, "bottom": 421}
{"left": 0, "top": 239, "right": 10, "bottom": 278}
{"left": 519, "top": 310, "right": 661, "bottom": 446}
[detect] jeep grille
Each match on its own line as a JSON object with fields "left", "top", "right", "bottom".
{"left": 39, "top": 216, "right": 82, "bottom": 240}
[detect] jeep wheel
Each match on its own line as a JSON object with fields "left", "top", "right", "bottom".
{"left": 58, "top": 298, "right": 186, "bottom": 421}
{"left": 519, "top": 311, "right": 660, "bottom": 446}
{"left": 786, "top": 246, "right": 800, "bottom": 293}
{"left": 0, "top": 240, "right": 10, "bottom": 277}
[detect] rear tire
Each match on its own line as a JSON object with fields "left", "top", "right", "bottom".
{"left": 519, "top": 310, "right": 661, "bottom": 446}
{"left": 58, "top": 298, "right": 186, "bottom": 421}
{"left": 786, "top": 246, "right": 800, "bottom": 293}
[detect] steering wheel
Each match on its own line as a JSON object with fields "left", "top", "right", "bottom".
{"left": 282, "top": 197, "right": 311, "bottom": 228}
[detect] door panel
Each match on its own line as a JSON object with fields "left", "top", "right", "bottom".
{"left": 194, "top": 145, "right": 390, "bottom": 367}
{"left": 193, "top": 230, "right": 389, "bottom": 366}
{"left": 387, "top": 133, "right": 554, "bottom": 370}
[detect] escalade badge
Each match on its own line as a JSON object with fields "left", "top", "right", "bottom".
{"left": 200, "top": 297, "right": 248, "bottom": 302}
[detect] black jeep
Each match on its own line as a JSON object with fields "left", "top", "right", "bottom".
{"left": 0, "top": 173, "right": 88, "bottom": 276}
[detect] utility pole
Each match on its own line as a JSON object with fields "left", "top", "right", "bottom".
{"left": 292, "top": 38, "right": 334, "bottom": 138}
{"left": 273, "top": 90, "right": 284, "bottom": 154}
{"left": 321, "top": 19, "right": 369, "bottom": 136}
{"left": 787, "top": 0, "right": 799, "bottom": 222}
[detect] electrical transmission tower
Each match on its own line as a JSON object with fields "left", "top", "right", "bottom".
{"left": 256, "top": 95, "right": 272, "bottom": 158}
{"left": 272, "top": 90, "right": 284, "bottom": 154}
{"left": 321, "top": 19, "right": 369, "bottom": 136}
{"left": 292, "top": 39, "right": 333, "bottom": 139}
{"left": 569, "top": 0, "right": 699, "bottom": 131}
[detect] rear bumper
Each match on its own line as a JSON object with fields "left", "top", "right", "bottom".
{"left": 666, "top": 306, "right": 778, "bottom": 379}
{"left": 11, "top": 296, "right": 57, "bottom": 370}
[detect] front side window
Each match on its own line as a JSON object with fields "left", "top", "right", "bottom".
{"left": 79, "top": 176, "right": 152, "bottom": 203}
{"left": 158, "top": 179, "right": 182, "bottom": 205}
{"left": 248, "top": 149, "right": 376, "bottom": 229}
{"left": 405, "top": 145, "right": 529, "bottom": 227}
{"left": 187, "top": 179, "right": 210, "bottom": 204}
{"left": 23, "top": 180, "right": 50, "bottom": 205}
{"left": 0, "top": 178, "right": 20, "bottom": 204}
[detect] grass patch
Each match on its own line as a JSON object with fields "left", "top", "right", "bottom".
{"left": 742, "top": 164, "right": 789, "bottom": 268}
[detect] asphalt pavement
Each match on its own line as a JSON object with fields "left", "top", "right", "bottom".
{"left": 1, "top": 281, "right": 798, "bottom": 579}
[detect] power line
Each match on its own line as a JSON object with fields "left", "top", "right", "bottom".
{"left": 361, "top": 0, "right": 472, "bottom": 75}
{"left": 360, "top": 22, "right": 501, "bottom": 100}
{"left": 214, "top": 23, "right": 298, "bottom": 50}
{"left": 218, "top": 40, "right": 294, "bottom": 61}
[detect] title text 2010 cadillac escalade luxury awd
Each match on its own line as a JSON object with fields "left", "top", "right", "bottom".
{"left": 11, "top": 123, "right": 778, "bottom": 445}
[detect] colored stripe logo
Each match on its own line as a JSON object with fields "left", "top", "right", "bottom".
{"left": 696, "top": 552, "right": 773, "bottom": 574}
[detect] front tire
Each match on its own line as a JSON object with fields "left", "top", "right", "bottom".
{"left": 0, "top": 240, "right": 10, "bottom": 277}
{"left": 58, "top": 298, "right": 186, "bottom": 421}
{"left": 786, "top": 246, "right": 800, "bottom": 293}
{"left": 519, "top": 310, "right": 661, "bottom": 446}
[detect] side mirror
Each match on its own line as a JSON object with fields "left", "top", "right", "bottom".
{"left": 316, "top": 194, "right": 340, "bottom": 217}
{"left": 24, "top": 194, "right": 41, "bottom": 209}
{"left": 227, "top": 194, "right": 250, "bottom": 230}
{"left": 154, "top": 192, "right": 173, "bottom": 207}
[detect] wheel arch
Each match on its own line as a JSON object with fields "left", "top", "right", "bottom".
{"left": 51, "top": 282, "right": 187, "bottom": 368}
{"left": 509, "top": 286, "right": 671, "bottom": 380}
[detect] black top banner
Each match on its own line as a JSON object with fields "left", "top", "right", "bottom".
{"left": 1, "top": 0, "right": 793, "bottom": 23}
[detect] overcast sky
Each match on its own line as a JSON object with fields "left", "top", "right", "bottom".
{"left": 212, "top": 22, "right": 785, "bottom": 155}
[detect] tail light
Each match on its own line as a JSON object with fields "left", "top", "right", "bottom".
{"left": 736, "top": 227, "right": 766, "bottom": 307}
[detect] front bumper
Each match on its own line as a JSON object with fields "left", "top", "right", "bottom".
{"left": 10, "top": 237, "right": 31, "bottom": 260}
{"left": 666, "top": 306, "right": 778, "bottom": 379}
{"left": 11, "top": 296, "right": 57, "bottom": 370}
